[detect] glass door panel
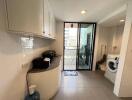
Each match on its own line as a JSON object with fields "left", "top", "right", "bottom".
{"left": 64, "top": 23, "right": 78, "bottom": 70}
{"left": 77, "top": 23, "right": 96, "bottom": 70}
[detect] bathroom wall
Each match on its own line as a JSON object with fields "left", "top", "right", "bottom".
{"left": 0, "top": 0, "right": 51, "bottom": 99}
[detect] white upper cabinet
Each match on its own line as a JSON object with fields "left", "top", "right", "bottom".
{"left": 44, "top": 0, "right": 56, "bottom": 39}
{"left": 50, "top": 13, "right": 56, "bottom": 39}
{"left": 6, "top": 0, "right": 44, "bottom": 35}
{"left": 6, "top": 0, "right": 56, "bottom": 39}
{"left": 52, "top": 15, "right": 56, "bottom": 39}
{"left": 43, "top": 0, "right": 50, "bottom": 37}
{"left": 49, "top": 3, "right": 56, "bottom": 39}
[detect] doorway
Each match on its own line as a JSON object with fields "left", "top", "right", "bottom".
{"left": 63, "top": 22, "right": 96, "bottom": 71}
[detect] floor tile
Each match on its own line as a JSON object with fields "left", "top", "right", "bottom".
{"left": 52, "top": 71, "right": 132, "bottom": 100}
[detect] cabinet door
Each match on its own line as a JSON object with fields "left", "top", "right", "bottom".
{"left": 6, "top": 0, "right": 43, "bottom": 35}
{"left": 52, "top": 16, "right": 56, "bottom": 39}
{"left": 49, "top": 10, "right": 53, "bottom": 38}
{"left": 49, "top": 7, "right": 56, "bottom": 39}
{"left": 43, "top": 0, "right": 50, "bottom": 37}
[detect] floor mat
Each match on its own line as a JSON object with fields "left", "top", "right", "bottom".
{"left": 64, "top": 71, "right": 78, "bottom": 76}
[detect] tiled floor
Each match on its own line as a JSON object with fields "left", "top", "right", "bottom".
{"left": 52, "top": 71, "right": 132, "bottom": 100}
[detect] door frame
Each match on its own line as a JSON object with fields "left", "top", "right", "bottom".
{"left": 63, "top": 22, "right": 97, "bottom": 71}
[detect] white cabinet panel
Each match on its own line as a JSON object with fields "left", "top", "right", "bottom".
{"left": 6, "top": 0, "right": 56, "bottom": 39}
{"left": 44, "top": 0, "right": 56, "bottom": 39}
{"left": 52, "top": 16, "right": 56, "bottom": 39}
{"left": 49, "top": 10, "right": 54, "bottom": 38}
{"left": 6, "top": 0, "right": 43, "bottom": 35}
{"left": 49, "top": 7, "right": 56, "bottom": 39}
{"left": 43, "top": 0, "right": 50, "bottom": 37}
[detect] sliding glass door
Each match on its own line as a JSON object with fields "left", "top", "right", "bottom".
{"left": 63, "top": 22, "right": 96, "bottom": 71}
{"left": 64, "top": 23, "right": 78, "bottom": 70}
{"left": 77, "top": 23, "right": 96, "bottom": 70}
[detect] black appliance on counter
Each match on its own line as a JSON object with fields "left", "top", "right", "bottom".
{"left": 32, "top": 57, "right": 49, "bottom": 69}
{"left": 42, "top": 50, "right": 56, "bottom": 62}
{"left": 32, "top": 50, "right": 56, "bottom": 69}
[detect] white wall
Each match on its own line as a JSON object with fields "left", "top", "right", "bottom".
{"left": 96, "top": 25, "right": 124, "bottom": 62}
{"left": 114, "top": 0, "right": 132, "bottom": 97}
{"left": 112, "top": 25, "right": 124, "bottom": 54}
{"left": 92, "top": 25, "right": 100, "bottom": 70}
{"left": 51, "top": 21, "right": 64, "bottom": 56}
{"left": 97, "top": 26, "right": 113, "bottom": 61}
{"left": 0, "top": 0, "right": 51, "bottom": 99}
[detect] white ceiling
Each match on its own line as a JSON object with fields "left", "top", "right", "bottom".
{"left": 49, "top": 0, "right": 126, "bottom": 22}
{"left": 100, "top": 10, "right": 126, "bottom": 27}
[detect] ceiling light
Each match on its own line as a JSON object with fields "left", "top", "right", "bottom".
{"left": 81, "top": 10, "right": 87, "bottom": 14}
{"left": 120, "top": 19, "right": 125, "bottom": 22}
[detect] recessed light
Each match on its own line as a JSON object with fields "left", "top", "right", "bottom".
{"left": 120, "top": 19, "right": 125, "bottom": 22}
{"left": 81, "top": 10, "right": 87, "bottom": 14}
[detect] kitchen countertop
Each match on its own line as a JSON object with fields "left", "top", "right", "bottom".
{"left": 28, "top": 55, "right": 61, "bottom": 73}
